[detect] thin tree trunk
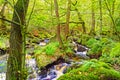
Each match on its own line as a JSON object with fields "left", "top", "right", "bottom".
{"left": 6, "top": 0, "right": 29, "bottom": 80}
{"left": 99, "top": 0, "right": 102, "bottom": 36}
{"left": 90, "top": 0, "right": 95, "bottom": 34}
{"left": 51, "top": 0, "right": 54, "bottom": 26}
{"left": 75, "top": 8, "right": 86, "bottom": 33}
{"left": 104, "top": 0, "right": 117, "bottom": 35}
{"left": 54, "top": 0, "right": 63, "bottom": 47}
{"left": 71, "top": 3, "right": 86, "bottom": 33}
{"left": 112, "top": 0, "right": 115, "bottom": 15}
{"left": 65, "top": 0, "right": 71, "bottom": 39}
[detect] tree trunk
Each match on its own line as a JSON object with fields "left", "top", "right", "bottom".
{"left": 54, "top": 0, "right": 63, "bottom": 47}
{"left": 6, "top": 0, "right": 29, "bottom": 80}
{"left": 51, "top": 0, "right": 54, "bottom": 26}
{"left": 90, "top": 0, "right": 95, "bottom": 34}
{"left": 104, "top": 0, "right": 117, "bottom": 35}
{"left": 99, "top": 0, "right": 102, "bottom": 36}
{"left": 0, "top": 1, "right": 7, "bottom": 34}
{"left": 75, "top": 8, "right": 86, "bottom": 33}
{"left": 65, "top": 0, "right": 71, "bottom": 39}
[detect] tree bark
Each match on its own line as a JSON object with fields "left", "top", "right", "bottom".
{"left": 90, "top": 0, "right": 95, "bottom": 34}
{"left": 99, "top": 0, "right": 102, "bottom": 36}
{"left": 6, "top": 0, "right": 29, "bottom": 80}
{"left": 54, "top": 0, "right": 63, "bottom": 47}
{"left": 65, "top": 0, "right": 71, "bottom": 39}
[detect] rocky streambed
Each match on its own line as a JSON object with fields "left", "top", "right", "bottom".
{"left": 26, "top": 41, "right": 89, "bottom": 80}
{"left": 0, "top": 39, "right": 89, "bottom": 80}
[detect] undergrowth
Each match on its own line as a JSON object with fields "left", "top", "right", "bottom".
{"left": 58, "top": 60, "right": 120, "bottom": 80}
{"left": 34, "top": 41, "right": 59, "bottom": 56}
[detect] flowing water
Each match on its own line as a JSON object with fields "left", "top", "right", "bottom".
{"left": 0, "top": 54, "right": 7, "bottom": 80}
{"left": 0, "top": 40, "right": 89, "bottom": 80}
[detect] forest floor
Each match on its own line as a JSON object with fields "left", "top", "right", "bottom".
{"left": 0, "top": 31, "right": 120, "bottom": 80}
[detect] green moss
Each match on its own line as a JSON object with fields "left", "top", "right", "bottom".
{"left": 34, "top": 42, "right": 60, "bottom": 68}
{"left": 58, "top": 60, "right": 120, "bottom": 80}
{"left": 35, "top": 54, "right": 52, "bottom": 68}
{"left": 58, "top": 73, "right": 98, "bottom": 80}
{"left": 0, "top": 36, "right": 8, "bottom": 49}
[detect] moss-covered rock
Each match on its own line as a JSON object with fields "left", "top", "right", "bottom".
{"left": 35, "top": 54, "right": 53, "bottom": 68}
{"left": 58, "top": 60, "right": 120, "bottom": 80}
{"left": 34, "top": 41, "right": 64, "bottom": 68}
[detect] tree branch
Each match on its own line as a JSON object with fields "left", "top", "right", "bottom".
{"left": 60, "top": 21, "right": 84, "bottom": 24}
{"left": 0, "top": 17, "right": 20, "bottom": 26}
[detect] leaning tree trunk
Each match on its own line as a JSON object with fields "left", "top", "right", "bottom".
{"left": 54, "top": 0, "right": 63, "bottom": 47}
{"left": 75, "top": 8, "right": 86, "bottom": 33}
{"left": 104, "top": 0, "right": 120, "bottom": 39}
{"left": 65, "top": 0, "right": 71, "bottom": 39}
{"left": 6, "top": 0, "right": 29, "bottom": 80}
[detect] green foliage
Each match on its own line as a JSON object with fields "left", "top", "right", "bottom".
{"left": 34, "top": 46, "right": 44, "bottom": 54}
{"left": 64, "top": 47, "right": 73, "bottom": 53}
{"left": 80, "top": 34, "right": 90, "bottom": 45}
{"left": 58, "top": 60, "right": 120, "bottom": 80}
{"left": 34, "top": 41, "right": 59, "bottom": 56}
{"left": 86, "top": 38, "right": 98, "bottom": 47}
{"left": 46, "top": 42, "right": 59, "bottom": 55}
{"left": 0, "top": 0, "right": 4, "bottom": 5}
{"left": 86, "top": 38, "right": 114, "bottom": 56}
{"left": 45, "top": 42, "right": 59, "bottom": 55}
{"left": 100, "top": 42, "right": 120, "bottom": 69}
{"left": 0, "top": 39, "right": 6, "bottom": 49}
{"left": 63, "top": 41, "right": 73, "bottom": 54}
{"left": 0, "top": 36, "right": 9, "bottom": 49}
{"left": 86, "top": 38, "right": 102, "bottom": 55}
{"left": 110, "top": 43, "right": 120, "bottom": 58}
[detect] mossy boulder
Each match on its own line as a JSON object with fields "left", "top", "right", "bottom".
{"left": 35, "top": 54, "right": 52, "bottom": 68}
{"left": 34, "top": 42, "right": 63, "bottom": 68}
{"left": 58, "top": 60, "right": 120, "bottom": 80}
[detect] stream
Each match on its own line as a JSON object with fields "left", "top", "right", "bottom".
{"left": 0, "top": 40, "right": 89, "bottom": 80}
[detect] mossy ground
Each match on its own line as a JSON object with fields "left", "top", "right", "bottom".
{"left": 58, "top": 60, "right": 120, "bottom": 80}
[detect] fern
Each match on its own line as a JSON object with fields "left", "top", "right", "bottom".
{"left": 110, "top": 43, "right": 120, "bottom": 58}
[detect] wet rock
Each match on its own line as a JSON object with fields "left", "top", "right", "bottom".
{"left": 38, "top": 57, "right": 69, "bottom": 80}
{"left": 39, "top": 42, "right": 46, "bottom": 46}
{"left": 0, "top": 49, "right": 6, "bottom": 55}
{"left": 88, "top": 51, "right": 102, "bottom": 59}
{"left": 75, "top": 51, "right": 89, "bottom": 59}
{"left": 74, "top": 44, "right": 89, "bottom": 52}
{"left": 28, "top": 71, "right": 37, "bottom": 79}
{"left": 42, "top": 56, "right": 66, "bottom": 71}
{"left": 44, "top": 39, "right": 50, "bottom": 43}
{"left": 39, "top": 39, "right": 50, "bottom": 46}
